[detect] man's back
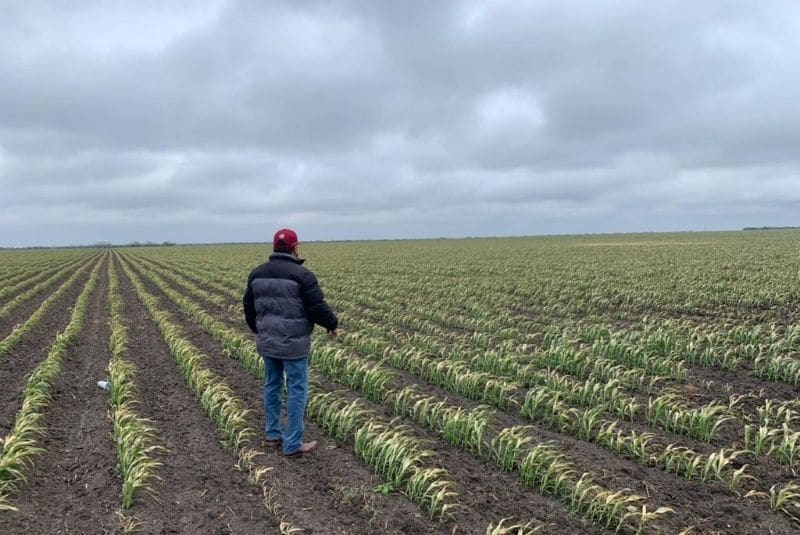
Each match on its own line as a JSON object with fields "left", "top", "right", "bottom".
{"left": 243, "top": 228, "right": 337, "bottom": 458}
{"left": 243, "top": 252, "right": 337, "bottom": 360}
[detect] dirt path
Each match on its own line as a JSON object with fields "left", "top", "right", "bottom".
{"left": 123, "top": 258, "right": 448, "bottom": 534}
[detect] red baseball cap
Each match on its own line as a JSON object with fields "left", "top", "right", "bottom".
{"left": 273, "top": 228, "right": 300, "bottom": 248}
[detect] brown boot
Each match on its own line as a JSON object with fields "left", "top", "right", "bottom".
{"left": 285, "top": 441, "right": 318, "bottom": 458}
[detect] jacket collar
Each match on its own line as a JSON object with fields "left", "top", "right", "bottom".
{"left": 269, "top": 252, "right": 306, "bottom": 265}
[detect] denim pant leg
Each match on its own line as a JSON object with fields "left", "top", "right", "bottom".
{"left": 263, "top": 357, "right": 284, "bottom": 441}
{"left": 282, "top": 357, "right": 309, "bottom": 454}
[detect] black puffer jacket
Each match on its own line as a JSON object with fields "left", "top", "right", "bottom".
{"left": 243, "top": 253, "right": 338, "bottom": 360}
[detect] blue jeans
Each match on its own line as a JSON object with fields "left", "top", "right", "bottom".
{"left": 263, "top": 356, "right": 309, "bottom": 455}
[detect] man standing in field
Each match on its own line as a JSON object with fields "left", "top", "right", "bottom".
{"left": 243, "top": 228, "right": 339, "bottom": 457}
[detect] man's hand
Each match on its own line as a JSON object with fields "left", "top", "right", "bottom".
{"left": 328, "top": 329, "right": 339, "bottom": 338}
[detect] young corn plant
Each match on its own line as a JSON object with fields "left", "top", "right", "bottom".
{"left": 774, "top": 424, "right": 800, "bottom": 466}
{"left": 383, "top": 384, "right": 493, "bottom": 456}
{"left": 354, "top": 420, "right": 458, "bottom": 521}
{"left": 388, "top": 385, "right": 426, "bottom": 419}
{"left": 107, "top": 259, "right": 164, "bottom": 509}
{"left": 520, "top": 389, "right": 569, "bottom": 429}
{"left": 405, "top": 468, "right": 460, "bottom": 522}
{"left": 473, "top": 349, "right": 519, "bottom": 377}
{"left": 700, "top": 449, "right": 745, "bottom": 484}
{"left": 439, "top": 405, "right": 493, "bottom": 454}
{"left": 594, "top": 420, "right": 621, "bottom": 451}
{"left": 756, "top": 399, "right": 800, "bottom": 426}
{"left": 646, "top": 393, "right": 733, "bottom": 442}
{"left": 606, "top": 429, "right": 656, "bottom": 464}
{"left": 658, "top": 444, "right": 703, "bottom": 480}
{"left": 568, "top": 473, "right": 602, "bottom": 517}
{"left": 570, "top": 406, "right": 605, "bottom": 441}
{"left": 484, "top": 518, "right": 544, "bottom": 534}
{"left": 627, "top": 505, "right": 678, "bottom": 535}
{"left": 747, "top": 481, "right": 800, "bottom": 522}
{"left": 743, "top": 424, "right": 779, "bottom": 456}
{"left": 410, "top": 395, "right": 449, "bottom": 430}
{"left": 754, "top": 354, "right": 800, "bottom": 386}
{"left": 312, "top": 345, "right": 395, "bottom": 403}
{"left": 518, "top": 442, "right": 574, "bottom": 498}
{"left": 588, "top": 488, "right": 647, "bottom": 531}
{"left": 0, "top": 256, "right": 85, "bottom": 303}
{"left": 687, "top": 402, "right": 735, "bottom": 443}
{"left": 490, "top": 426, "right": 537, "bottom": 472}
{"left": 769, "top": 482, "right": 800, "bottom": 521}
{"left": 378, "top": 345, "right": 519, "bottom": 410}
{"left": 0, "top": 256, "right": 93, "bottom": 323}
{"left": 112, "top": 408, "right": 164, "bottom": 508}
{"left": 306, "top": 391, "right": 371, "bottom": 442}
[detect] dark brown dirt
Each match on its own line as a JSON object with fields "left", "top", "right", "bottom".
{"left": 106, "top": 255, "right": 282, "bottom": 534}
{"left": 0, "top": 261, "right": 97, "bottom": 436}
{"left": 0, "top": 255, "right": 120, "bottom": 534}
{"left": 123, "top": 257, "right": 448, "bottom": 534}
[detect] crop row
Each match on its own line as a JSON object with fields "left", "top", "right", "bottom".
{"left": 129, "top": 252, "right": 789, "bottom": 460}
{"left": 128, "top": 252, "right": 747, "bottom": 448}
{"left": 0, "top": 253, "right": 98, "bottom": 321}
{"left": 122, "top": 246, "right": 800, "bottom": 525}
{"left": 123, "top": 254, "right": 678, "bottom": 532}
{"left": 0, "top": 254, "right": 90, "bottom": 304}
{"left": 0, "top": 257, "right": 98, "bottom": 361}
{"left": 106, "top": 258, "right": 164, "bottom": 516}
{"left": 0, "top": 257, "right": 103, "bottom": 509}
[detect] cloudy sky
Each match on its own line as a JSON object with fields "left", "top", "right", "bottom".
{"left": 2, "top": 1, "right": 799, "bottom": 247}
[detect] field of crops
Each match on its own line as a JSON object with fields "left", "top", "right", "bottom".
{"left": 0, "top": 231, "right": 799, "bottom": 534}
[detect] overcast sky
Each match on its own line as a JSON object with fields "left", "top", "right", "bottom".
{"left": 2, "top": 1, "right": 799, "bottom": 247}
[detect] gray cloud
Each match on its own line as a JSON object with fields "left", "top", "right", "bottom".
{"left": 2, "top": 0, "right": 799, "bottom": 246}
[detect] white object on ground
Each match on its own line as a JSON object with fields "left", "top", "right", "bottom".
{"left": 97, "top": 380, "right": 110, "bottom": 391}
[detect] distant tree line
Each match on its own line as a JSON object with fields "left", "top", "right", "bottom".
{"left": 126, "top": 241, "right": 176, "bottom": 247}
{"left": 742, "top": 226, "right": 800, "bottom": 231}
{"left": 0, "top": 241, "right": 177, "bottom": 250}
{"left": 92, "top": 241, "right": 176, "bottom": 248}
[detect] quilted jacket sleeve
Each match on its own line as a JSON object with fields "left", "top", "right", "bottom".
{"left": 300, "top": 271, "right": 338, "bottom": 331}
